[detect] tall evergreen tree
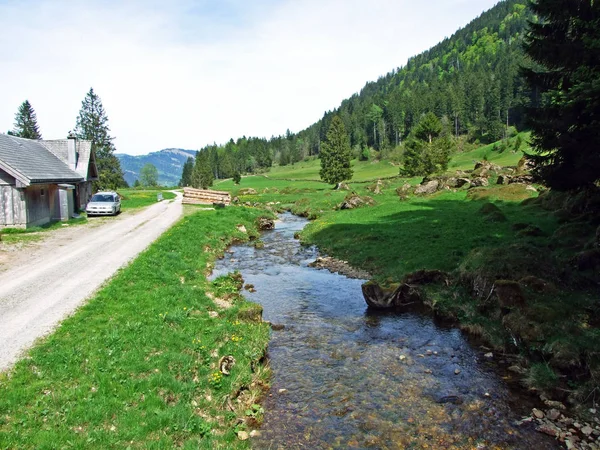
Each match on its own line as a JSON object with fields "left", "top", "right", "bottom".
{"left": 522, "top": 0, "right": 600, "bottom": 190}
{"left": 191, "top": 150, "right": 214, "bottom": 189}
{"left": 179, "top": 157, "right": 194, "bottom": 187}
{"left": 402, "top": 113, "right": 453, "bottom": 176}
{"left": 319, "top": 115, "right": 353, "bottom": 185}
{"left": 11, "top": 100, "right": 42, "bottom": 139}
{"left": 74, "top": 88, "right": 126, "bottom": 191}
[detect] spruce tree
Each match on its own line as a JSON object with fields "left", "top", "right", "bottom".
{"left": 12, "top": 100, "right": 42, "bottom": 139}
{"left": 74, "top": 88, "right": 127, "bottom": 191}
{"left": 319, "top": 115, "right": 353, "bottom": 185}
{"left": 179, "top": 157, "right": 194, "bottom": 187}
{"left": 191, "top": 150, "right": 214, "bottom": 189}
{"left": 522, "top": 0, "right": 600, "bottom": 190}
{"left": 402, "top": 113, "right": 452, "bottom": 176}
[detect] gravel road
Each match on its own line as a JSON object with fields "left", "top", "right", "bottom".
{"left": 0, "top": 192, "right": 183, "bottom": 372}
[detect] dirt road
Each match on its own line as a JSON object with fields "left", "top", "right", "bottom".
{"left": 0, "top": 192, "right": 183, "bottom": 372}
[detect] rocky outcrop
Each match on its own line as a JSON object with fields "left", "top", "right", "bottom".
{"left": 238, "top": 188, "right": 258, "bottom": 195}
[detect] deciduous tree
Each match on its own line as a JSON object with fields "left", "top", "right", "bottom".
{"left": 139, "top": 163, "right": 159, "bottom": 187}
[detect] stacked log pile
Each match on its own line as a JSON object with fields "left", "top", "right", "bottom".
{"left": 182, "top": 187, "right": 231, "bottom": 206}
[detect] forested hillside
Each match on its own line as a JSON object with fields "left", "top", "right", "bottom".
{"left": 187, "top": 0, "right": 533, "bottom": 182}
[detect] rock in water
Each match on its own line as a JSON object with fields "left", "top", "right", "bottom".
{"left": 361, "top": 281, "right": 421, "bottom": 309}
{"left": 257, "top": 217, "right": 275, "bottom": 230}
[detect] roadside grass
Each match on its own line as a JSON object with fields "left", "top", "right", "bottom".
{"left": 118, "top": 189, "right": 177, "bottom": 210}
{"left": 0, "top": 217, "right": 88, "bottom": 245}
{"left": 0, "top": 207, "right": 273, "bottom": 449}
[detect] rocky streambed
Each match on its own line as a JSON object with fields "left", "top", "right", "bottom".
{"left": 212, "top": 212, "right": 563, "bottom": 449}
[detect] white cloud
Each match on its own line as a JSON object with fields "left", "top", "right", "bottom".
{"left": 0, "top": 0, "right": 500, "bottom": 155}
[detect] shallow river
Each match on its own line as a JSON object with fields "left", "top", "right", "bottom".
{"left": 212, "top": 213, "right": 558, "bottom": 449}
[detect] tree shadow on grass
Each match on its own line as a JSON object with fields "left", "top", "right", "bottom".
{"left": 307, "top": 197, "right": 555, "bottom": 281}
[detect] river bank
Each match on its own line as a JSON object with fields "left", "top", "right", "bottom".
{"left": 213, "top": 212, "right": 562, "bottom": 449}
{"left": 216, "top": 169, "right": 599, "bottom": 446}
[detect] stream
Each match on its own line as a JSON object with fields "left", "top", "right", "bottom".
{"left": 212, "top": 213, "right": 559, "bottom": 449}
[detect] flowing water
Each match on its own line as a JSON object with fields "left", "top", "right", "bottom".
{"left": 212, "top": 213, "right": 559, "bottom": 449}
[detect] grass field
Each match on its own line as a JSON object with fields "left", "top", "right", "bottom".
{"left": 0, "top": 207, "right": 273, "bottom": 449}
{"left": 214, "top": 136, "right": 600, "bottom": 400}
{"left": 254, "top": 133, "right": 529, "bottom": 183}
{"left": 266, "top": 158, "right": 400, "bottom": 182}
{"left": 119, "top": 189, "right": 178, "bottom": 210}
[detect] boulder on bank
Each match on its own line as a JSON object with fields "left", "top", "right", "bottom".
{"left": 474, "top": 160, "right": 502, "bottom": 172}
{"left": 446, "top": 177, "right": 471, "bottom": 189}
{"left": 366, "top": 180, "right": 385, "bottom": 195}
{"left": 414, "top": 180, "right": 440, "bottom": 195}
{"left": 257, "top": 217, "right": 275, "bottom": 230}
{"left": 339, "top": 195, "right": 375, "bottom": 210}
{"left": 470, "top": 177, "right": 489, "bottom": 188}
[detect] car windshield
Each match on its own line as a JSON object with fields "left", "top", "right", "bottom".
{"left": 91, "top": 194, "right": 115, "bottom": 202}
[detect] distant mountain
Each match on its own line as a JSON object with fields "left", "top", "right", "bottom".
{"left": 116, "top": 148, "right": 197, "bottom": 187}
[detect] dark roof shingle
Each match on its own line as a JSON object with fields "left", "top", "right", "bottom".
{"left": 0, "top": 134, "right": 83, "bottom": 185}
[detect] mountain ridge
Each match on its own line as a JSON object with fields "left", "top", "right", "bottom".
{"left": 116, "top": 148, "right": 197, "bottom": 187}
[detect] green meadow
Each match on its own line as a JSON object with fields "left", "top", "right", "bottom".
{"left": 0, "top": 207, "right": 273, "bottom": 449}
{"left": 217, "top": 139, "right": 599, "bottom": 401}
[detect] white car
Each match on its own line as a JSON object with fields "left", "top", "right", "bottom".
{"left": 86, "top": 192, "right": 121, "bottom": 216}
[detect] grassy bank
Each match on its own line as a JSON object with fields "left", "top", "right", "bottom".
{"left": 0, "top": 206, "right": 273, "bottom": 449}
{"left": 217, "top": 146, "right": 600, "bottom": 407}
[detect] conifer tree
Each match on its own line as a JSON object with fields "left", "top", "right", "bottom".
{"left": 74, "top": 88, "right": 126, "bottom": 191}
{"left": 319, "top": 115, "right": 353, "bottom": 185}
{"left": 12, "top": 100, "right": 42, "bottom": 139}
{"left": 179, "top": 157, "right": 194, "bottom": 187}
{"left": 402, "top": 113, "right": 452, "bottom": 176}
{"left": 522, "top": 0, "right": 600, "bottom": 190}
{"left": 191, "top": 150, "right": 214, "bottom": 189}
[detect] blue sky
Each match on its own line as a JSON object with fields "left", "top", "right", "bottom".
{"left": 0, "top": 0, "right": 500, "bottom": 155}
